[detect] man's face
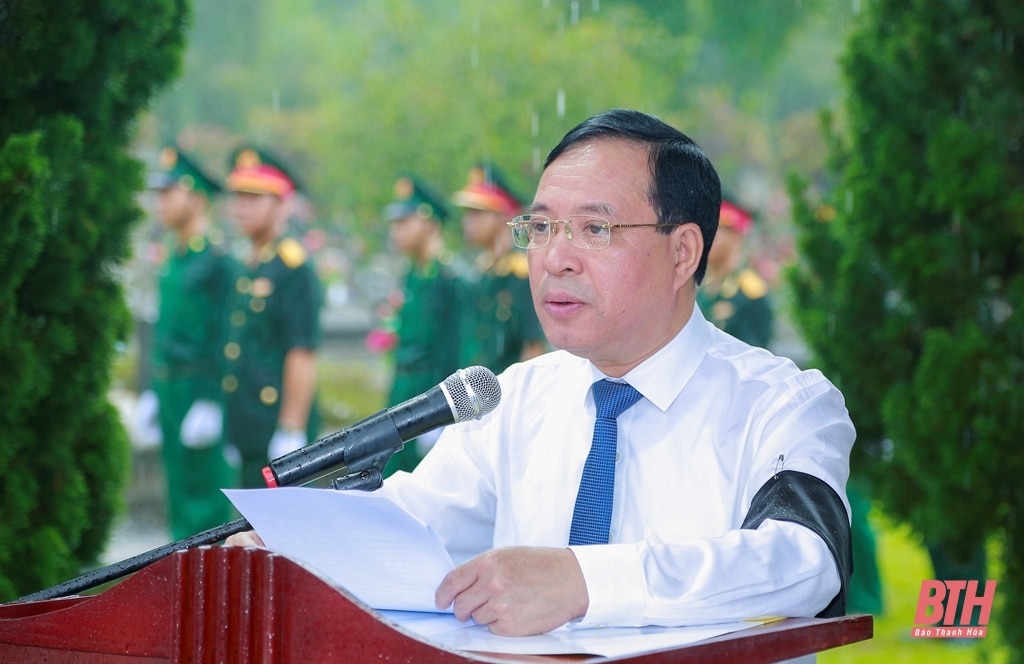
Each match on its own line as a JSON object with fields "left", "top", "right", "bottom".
{"left": 707, "top": 225, "right": 741, "bottom": 273}
{"left": 527, "top": 137, "right": 697, "bottom": 376}
{"left": 232, "top": 191, "right": 282, "bottom": 241}
{"left": 461, "top": 208, "right": 505, "bottom": 249}
{"left": 389, "top": 213, "right": 432, "bottom": 256}
{"left": 156, "top": 185, "right": 196, "bottom": 229}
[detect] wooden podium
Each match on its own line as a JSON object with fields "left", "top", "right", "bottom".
{"left": 0, "top": 547, "right": 872, "bottom": 662}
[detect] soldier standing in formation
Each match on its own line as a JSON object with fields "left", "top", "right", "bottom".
{"left": 222, "top": 147, "right": 322, "bottom": 488}
{"left": 382, "top": 175, "right": 466, "bottom": 476}
{"left": 697, "top": 197, "right": 774, "bottom": 348}
{"left": 452, "top": 164, "right": 546, "bottom": 373}
{"left": 145, "top": 146, "right": 236, "bottom": 539}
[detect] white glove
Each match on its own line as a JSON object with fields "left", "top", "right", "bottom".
{"left": 130, "top": 389, "right": 162, "bottom": 450}
{"left": 180, "top": 400, "right": 223, "bottom": 449}
{"left": 268, "top": 428, "right": 306, "bottom": 461}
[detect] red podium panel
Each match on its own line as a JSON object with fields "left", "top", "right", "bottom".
{"left": 0, "top": 547, "right": 872, "bottom": 663}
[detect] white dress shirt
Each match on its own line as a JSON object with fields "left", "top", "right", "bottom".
{"left": 380, "top": 307, "right": 855, "bottom": 628}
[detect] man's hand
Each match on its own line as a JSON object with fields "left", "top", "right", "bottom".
{"left": 224, "top": 530, "right": 266, "bottom": 548}
{"left": 434, "top": 546, "right": 589, "bottom": 636}
{"left": 268, "top": 428, "right": 306, "bottom": 461}
{"left": 180, "top": 400, "right": 223, "bottom": 448}
{"left": 130, "top": 390, "right": 162, "bottom": 449}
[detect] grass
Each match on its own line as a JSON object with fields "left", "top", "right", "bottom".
{"left": 316, "top": 353, "right": 389, "bottom": 431}
{"left": 821, "top": 510, "right": 1008, "bottom": 663}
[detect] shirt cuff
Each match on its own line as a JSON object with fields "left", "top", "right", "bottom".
{"left": 568, "top": 543, "right": 647, "bottom": 628}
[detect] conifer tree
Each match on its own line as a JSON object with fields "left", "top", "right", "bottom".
{"left": 0, "top": 1, "right": 188, "bottom": 598}
{"left": 789, "top": 0, "right": 1024, "bottom": 651}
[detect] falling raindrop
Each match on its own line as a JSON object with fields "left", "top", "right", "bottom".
{"left": 571, "top": 1, "right": 579, "bottom": 26}
{"left": 557, "top": 89, "right": 566, "bottom": 118}
{"left": 470, "top": 12, "right": 481, "bottom": 68}
{"left": 844, "top": 189, "right": 854, "bottom": 214}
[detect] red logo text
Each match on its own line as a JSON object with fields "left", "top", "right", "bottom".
{"left": 910, "top": 580, "right": 996, "bottom": 639}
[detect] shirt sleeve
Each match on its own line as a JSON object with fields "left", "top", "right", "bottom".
{"left": 570, "top": 519, "right": 841, "bottom": 628}
{"left": 280, "top": 262, "right": 321, "bottom": 351}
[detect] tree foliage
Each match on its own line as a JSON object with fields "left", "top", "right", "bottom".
{"left": 0, "top": 0, "right": 188, "bottom": 599}
{"left": 788, "top": 0, "right": 1024, "bottom": 650}
{"left": 149, "top": 0, "right": 847, "bottom": 256}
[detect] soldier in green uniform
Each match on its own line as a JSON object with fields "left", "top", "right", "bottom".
{"left": 222, "top": 147, "right": 322, "bottom": 488}
{"left": 452, "top": 163, "right": 546, "bottom": 372}
{"left": 697, "top": 197, "right": 774, "bottom": 349}
{"left": 146, "top": 146, "right": 236, "bottom": 539}
{"left": 382, "top": 175, "right": 465, "bottom": 477}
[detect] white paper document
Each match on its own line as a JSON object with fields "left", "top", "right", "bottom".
{"left": 223, "top": 487, "right": 454, "bottom": 612}
{"left": 380, "top": 610, "right": 765, "bottom": 657}
{"left": 224, "top": 487, "right": 765, "bottom": 657}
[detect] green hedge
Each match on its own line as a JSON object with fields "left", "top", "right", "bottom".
{"left": 0, "top": 0, "right": 189, "bottom": 599}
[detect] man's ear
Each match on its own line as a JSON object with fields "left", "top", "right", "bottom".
{"left": 672, "top": 222, "right": 703, "bottom": 288}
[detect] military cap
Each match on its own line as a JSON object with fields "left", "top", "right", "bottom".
{"left": 719, "top": 196, "right": 755, "bottom": 235}
{"left": 226, "top": 146, "right": 300, "bottom": 198}
{"left": 148, "top": 146, "right": 222, "bottom": 197}
{"left": 383, "top": 174, "right": 450, "bottom": 223}
{"left": 451, "top": 163, "right": 523, "bottom": 217}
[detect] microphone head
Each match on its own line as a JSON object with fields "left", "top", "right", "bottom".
{"left": 443, "top": 366, "right": 501, "bottom": 421}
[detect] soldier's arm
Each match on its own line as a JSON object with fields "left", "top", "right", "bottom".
{"left": 278, "top": 347, "right": 316, "bottom": 432}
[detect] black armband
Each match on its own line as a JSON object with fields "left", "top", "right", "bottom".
{"left": 740, "top": 470, "right": 852, "bottom": 618}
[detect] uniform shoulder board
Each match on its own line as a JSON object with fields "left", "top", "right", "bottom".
{"left": 501, "top": 251, "right": 529, "bottom": 279}
{"left": 737, "top": 268, "right": 768, "bottom": 299}
{"left": 277, "top": 237, "right": 308, "bottom": 268}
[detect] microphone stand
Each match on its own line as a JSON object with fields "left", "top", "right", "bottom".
{"left": 16, "top": 467, "right": 384, "bottom": 602}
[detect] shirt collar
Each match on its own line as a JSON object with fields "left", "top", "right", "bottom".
{"left": 589, "top": 306, "right": 713, "bottom": 412}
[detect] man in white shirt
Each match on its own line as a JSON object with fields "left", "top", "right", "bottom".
{"left": 229, "top": 108, "right": 854, "bottom": 638}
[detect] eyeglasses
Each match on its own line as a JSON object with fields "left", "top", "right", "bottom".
{"left": 506, "top": 214, "right": 677, "bottom": 251}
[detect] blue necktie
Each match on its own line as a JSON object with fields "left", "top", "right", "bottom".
{"left": 568, "top": 380, "right": 643, "bottom": 546}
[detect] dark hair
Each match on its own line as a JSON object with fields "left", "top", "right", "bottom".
{"left": 544, "top": 109, "right": 721, "bottom": 284}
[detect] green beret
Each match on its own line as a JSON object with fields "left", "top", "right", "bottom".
{"left": 383, "top": 174, "right": 450, "bottom": 223}
{"left": 149, "top": 146, "right": 222, "bottom": 197}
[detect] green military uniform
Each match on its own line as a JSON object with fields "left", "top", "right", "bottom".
{"left": 382, "top": 175, "right": 465, "bottom": 476}
{"left": 459, "top": 250, "right": 543, "bottom": 373}
{"left": 149, "top": 148, "right": 235, "bottom": 539}
{"left": 451, "top": 163, "right": 545, "bottom": 374}
{"left": 698, "top": 267, "right": 774, "bottom": 349}
{"left": 389, "top": 254, "right": 465, "bottom": 406}
{"left": 222, "top": 236, "right": 322, "bottom": 488}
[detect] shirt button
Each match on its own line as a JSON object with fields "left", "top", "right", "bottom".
{"left": 260, "top": 386, "right": 279, "bottom": 405}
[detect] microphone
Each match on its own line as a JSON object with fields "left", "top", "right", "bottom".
{"left": 262, "top": 365, "right": 502, "bottom": 489}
